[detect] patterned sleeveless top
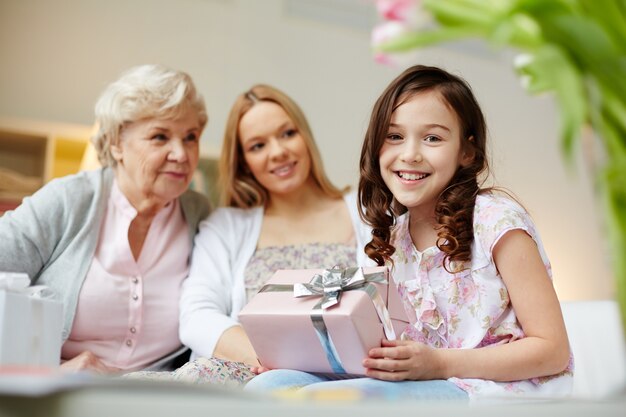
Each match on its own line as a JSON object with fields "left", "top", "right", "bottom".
{"left": 244, "top": 241, "right": 357, "bottom": 301}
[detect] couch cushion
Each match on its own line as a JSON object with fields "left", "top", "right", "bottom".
{"left": 561, "top": 300, "right": 626, "bottom": 398}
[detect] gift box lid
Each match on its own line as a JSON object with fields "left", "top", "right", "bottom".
{"left": 248, "top": 266, "right": 408, "bottom": 324}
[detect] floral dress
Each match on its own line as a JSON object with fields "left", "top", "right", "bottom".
{"left": 125, "top": 241, "right": 356, "bottom": 387}
{"left": 391, "top": 193, "right": 573, "bottom": 399}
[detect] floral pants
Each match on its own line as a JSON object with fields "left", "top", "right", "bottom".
{"left": 123, "top": 357, "right": 256, "bottom": 388}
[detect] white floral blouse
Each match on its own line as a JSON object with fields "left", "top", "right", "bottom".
{"left": 389, "top": 193, "right": 573, "bottom": 400}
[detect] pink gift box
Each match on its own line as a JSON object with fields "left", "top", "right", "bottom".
{"left": 238, "top": 266, "right": 408, "bottom": 375}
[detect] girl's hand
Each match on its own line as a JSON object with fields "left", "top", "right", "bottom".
{"left": 362, "top": 339, "right": 442, "bottom": 381}
{"left": 60, "top": 350, "right": 121, "bottom": 374}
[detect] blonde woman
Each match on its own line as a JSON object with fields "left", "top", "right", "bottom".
{"left": 179, "top": 85, "right": 372, "bottom": 376}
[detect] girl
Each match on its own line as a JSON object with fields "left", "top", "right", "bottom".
{"left": 245, "top": 66, "right": 573, "bottom": 401}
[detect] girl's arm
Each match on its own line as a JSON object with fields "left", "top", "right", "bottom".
{"left": 364, "top": 229, "right": 571, "bottom": 381}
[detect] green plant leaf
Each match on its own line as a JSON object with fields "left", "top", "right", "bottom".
{"left": 490, "top": 12, "right": 543, "bottom": 49}
{"left": 578, "top": 0, "right": 626, "bottom": 54}
{"left": 377, "top": 27, "right": 486, "bottom": 52}
{"left": 538, "top": 13, "right": 626, "bottom": 98}
{"left": 514, "top": 45, "right": 587, "bottom": 159}
{"left": 424, "top": 0, "right": 499, "bottom": 28}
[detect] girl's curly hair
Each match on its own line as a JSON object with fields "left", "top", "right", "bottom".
{"left": 358, "top": 65, "right": 488, "bottom": 271}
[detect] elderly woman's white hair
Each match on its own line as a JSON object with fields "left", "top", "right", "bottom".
{"left": 92, "top": 64, "right": 208, "bottom": 167}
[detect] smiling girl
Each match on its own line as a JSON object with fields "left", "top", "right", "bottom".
{"left": 245, "top": 66, "right": 573, "bottom": 401}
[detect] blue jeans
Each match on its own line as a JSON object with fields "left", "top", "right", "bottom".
{"left": 245, "top": 370, "right": 468, "bottom": 401}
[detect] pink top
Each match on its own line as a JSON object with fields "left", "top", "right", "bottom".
{"left": 390, "top": 193, "right": 573, "bottom": 400}
{"left": 61, "top": 181, "right": 191, "bottom": 371}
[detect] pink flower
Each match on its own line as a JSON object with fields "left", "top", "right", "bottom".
{"left": 459, "top": 279, "right": 477, "bottom": 304}
{"left": 372, "top": 20, "right": 407, "bottom": 45}
{"left": 371, "top": 1, "right": 432, "bottom": 67}
{"left": 375, "top": 0, "right": 419, "bottom": 23}
{"left": 374, "top": 0, "right": 431, "bottom": 27}
{"left": 371, "top": 20, "right": 420, "bottom": 67}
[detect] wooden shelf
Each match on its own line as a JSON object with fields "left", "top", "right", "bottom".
{"left": 0, "top": 130, "right": 47, "bottom": 179}
{"left": 50, "top": 137, "right": 90, "bottom": 179}
{"left": 0, "top": 117, "right": 93, "bottom": 213}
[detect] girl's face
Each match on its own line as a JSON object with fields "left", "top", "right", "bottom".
{"left": 238, "top": 101, "right": 311, "bottom": 198}
{"left": 112, "top": 107, "right": 201, "bottom": 206}
{"left": 379, "top": 90, "right": 471, "bottom": 218}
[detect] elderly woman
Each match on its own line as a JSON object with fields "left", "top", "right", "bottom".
{"left": 0, "top": 64, "right": 210, "bottom": 373}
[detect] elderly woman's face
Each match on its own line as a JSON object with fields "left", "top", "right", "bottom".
{"left": 112, "top": 107, "right": 201, "bottom": 205}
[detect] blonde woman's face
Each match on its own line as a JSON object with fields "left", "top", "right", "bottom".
{"left": 111, "top": 107, "right": 201, "bottom": 206}
{"left": 238, "top": 101, "right": 311, "bottom": 197}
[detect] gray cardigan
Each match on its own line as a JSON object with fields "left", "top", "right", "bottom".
{"left": 0, "top": 168, "right": 210, "bottom": 341}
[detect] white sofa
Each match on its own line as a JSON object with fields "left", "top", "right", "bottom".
{"left": 562, "top": 300, "right": 626, "bottom": 398}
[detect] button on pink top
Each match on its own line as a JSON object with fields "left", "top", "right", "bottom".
{"left": 61, "top": 181, "right": 191, "bottom": 371}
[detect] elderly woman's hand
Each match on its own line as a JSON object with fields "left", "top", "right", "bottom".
{"left": 60, "top": 350, "right": 121, "bottom": 374}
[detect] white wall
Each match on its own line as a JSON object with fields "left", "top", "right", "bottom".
{"left": 0, "top": 0, "right": 614, "bottom": 301}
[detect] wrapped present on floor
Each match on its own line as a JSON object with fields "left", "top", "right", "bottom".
{"left": 0, "top": 272, "right": 63, "bottom": 368}
{"left": 238, "top": 266, "right": 408, "bottom": 375}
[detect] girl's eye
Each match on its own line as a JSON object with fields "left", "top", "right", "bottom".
{"left": 424, "top": 135, "right": 441, "bottom": 143}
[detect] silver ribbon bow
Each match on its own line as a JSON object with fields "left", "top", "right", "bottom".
{"left": 292, "top": 267, "right": 396, "bottom": 341}
{"left": 293, "top": 266, "right": 381, "bottom": 309}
